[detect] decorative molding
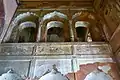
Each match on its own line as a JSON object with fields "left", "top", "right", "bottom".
{"left": 46, "top": 21, "right": 63, "bottom": 30}
{"left": 13, "top": 12, "right": 38, "bottom": 25}
{"left": 73, "top": 43, "right": 111, "bottom": 55}
{"left": 42, "top": 11, "right": 68, "bottom": 22}
{"left": 36, "top": 45, "right": 72, "bottom": 55}
{"left": 35, "top": 44, "right": 72, "bottom": 55}
{"left": 0, "top": 44, "right": 35, "bottom": 55}
{"left": 75, "top": 21, "right": 90, "bottom": 28}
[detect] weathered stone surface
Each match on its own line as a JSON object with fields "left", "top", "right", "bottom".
{"left": 90, "top": 43, "right": 111, "bottom": 54}
{"left": 33, "top": 59, "right": 72, "bottom": 78}
{"left": 0, "top": 60, "right": 30, "bottom": 76}
{"left": 73, "top": 44, "right": 91, "bottom": 54}
{"left": 35, "top": 43, "right": 72, "bottom": 55}
{"left": 75, "top": 62, "right": 120, "bottom": 80}
{"left": 73, "top": 58, "right": 113, "bottom": 73}
{"left": 0, "top": 42, "right": 114, "bottom": 80}
{"left": 73, "top": 43, "right": 111, "bottom": 55}
{"left": 0, "top": 43, "right": 35, "bottom": 55}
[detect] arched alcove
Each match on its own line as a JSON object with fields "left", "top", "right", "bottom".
{"left": 4, "top": 12, "right": 39, "bottom": 42}
{"left": 72, "top": 11, "right": 104, "bottom": 42}
{"left": 39, "top": 11, "right": 70, "bottom": 42}
{"left": 72, "top": 11, "right": 91, "bottom": 42}
{"left": 17, "top": 21, "right": 37, "bottom": 42}
{"left": 75, "top": 21, "right": 90, "bottom": 42}
{"left": 46, "top": 21, "right": 64, "bottom": 42}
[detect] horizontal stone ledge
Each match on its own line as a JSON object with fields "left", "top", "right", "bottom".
{"left": 0, "top": 55, "right": 113, "bottom": 60}
{"left": 0, "top": 43, "right": 35, "bottom": 55}
{"left": 0, "top": 42, "right": 111, "bottom": 55}
{"left": 0, "top": 42, "right": 107, "bottom": 45}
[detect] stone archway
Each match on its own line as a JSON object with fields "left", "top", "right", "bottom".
{"left": 39, "top": 11, "right": 70, "bottom": 42}
{"left": 72, "top": 11, "right": 104, "bottom": 42}
{"left": 3, "top": 12, "right": 39, "bottom": 42}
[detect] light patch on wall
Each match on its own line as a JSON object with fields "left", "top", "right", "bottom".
{"left": 98, "top": 65, "right": 111, "bottom": 73}
{"left": 3, "top": 0, "right": 17, "bottom": 25}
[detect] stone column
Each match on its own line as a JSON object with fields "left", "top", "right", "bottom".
{"left": 69, "top": 20, "right": 74, "bottom": 42}
{"left": 37, "top": 23, "right": 42, "bottom": 42}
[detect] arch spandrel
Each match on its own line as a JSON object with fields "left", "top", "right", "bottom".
{"left": 72, "top": 11, "right": 89, "bottom": 20}
{"left": 13, "top": 12, "right": 39, "bottom": 25}
{"left": 41, "top": 18, "right": 68, "bottom": 28}
{"left": 41, "top": 11, "right": 69, "bottom": 27}
{"left": 72, "top": 11, "right": 96, "bottom": 23}
{"left": 42, "top": 11, "right": 68, "bottom": 22}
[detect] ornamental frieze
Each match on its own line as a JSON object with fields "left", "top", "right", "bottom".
{"left": 73, "top": 43, "right": 111, "bottom": 55}
{"left": 90, "top": 44, "right": 111, "bottom": 54}
{"left": 73, "top": 44, "right": 91, "bottom": 55}
{"left": 0, "top": 44, "right": 35, "bottom": 55}
{"left": 35, "top": 44, "right": 72, "bottom": 55}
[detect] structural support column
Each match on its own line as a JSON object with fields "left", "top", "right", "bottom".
{"left": 69, "top": 20, "right": 74, "bottom": 42}
{"left": 37, "top": 23, "right": 42, "bottom": 42}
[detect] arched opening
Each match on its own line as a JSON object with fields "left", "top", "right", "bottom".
{"left": 18, "top": 21, "right": 37, "bottom": 42}
{"left": 47, "top": 27, "right": 63, "bottom": 42}
{"left": 75, "top": 21, "right": 90, "bottom": 42}
{"left": 40, "top": 11, "right": 70, "bottom": 42}
{"left": 18, "top": 27, "right": 36, "bottom": 42}
{"left": 76, "top": 27, "right": 87, "bottom": 42}
{"left": 3, "top": 12, "right": 39, "bottom": 43}
{"left": 46, "top": 21, "right": 64, "bottom": 42}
